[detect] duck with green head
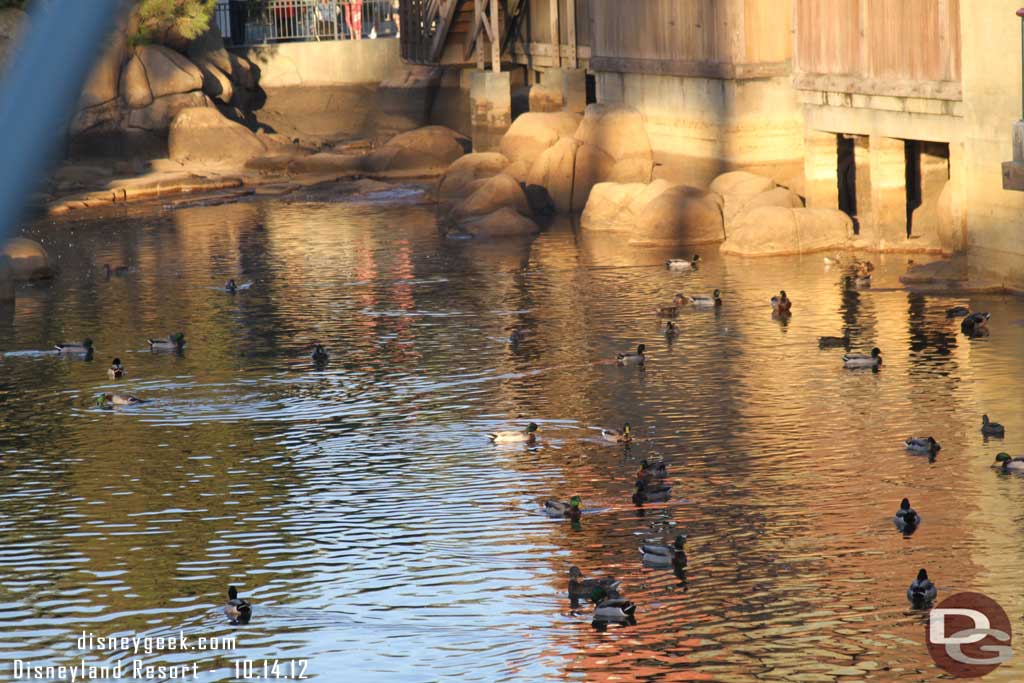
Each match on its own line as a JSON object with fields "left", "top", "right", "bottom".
{"left": 904, "top": 436, "right": 940, "bottom": 455}
{"left": 640, "top": 533, "right": 687, "bottom": 569}
{"left": 488, "top": 422, "right": 539, "bottom": 444}
{"left": 666, "top": 254, "right": 701, "bottom": 271}
{"left": 994, "top": 453, "right": 1024, "bottom": 472}
{"left": 601, "top": 423, "right": 631, "bottom": 443}
{"left": 148, "top": 333, "right": 185, "bottom": 351}
{"left": 224, "top": 585, "right": 252, "bottom": 625}
{"left": 907, "top": 568, "right": 937, "bottom": 607}
{"left": 567, "top": 566, "right": 620, "bottom": 601}
{"left": 107, "top": 358, "right": 124, "bottom": 380}
{"left": 589, "top": 586, "right": 637, "bottom": 622}
{"left": 686, "top": 289, "right": 722, "bottom": 308}
{"left": 544, "top": 495, "right": 582, "bottom": 521}
{"left": 893, "top": 498, "right": 921, "bottom": 531}
{"left": 616, "top": 344, "right": 646, "bottom": 366}
{"left": 843, "top": 347, "right": 882, "bottom": 368}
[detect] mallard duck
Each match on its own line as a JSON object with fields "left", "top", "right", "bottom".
{"left": 893, "top": 498, "right": 921, "bottom": 530}
{"left": 656, "top": 294, "right": 686, "bottom": 317}
{"left": 981, "top": 414, "right": 1005, "bottom": 438}
{"left": 55, "top": 339, "right": 94, "bottom": 355}
{"left": 818, "top": 334, "right": 851, "bottom": 348}
{"left": 601, "top": 423, "right": 631, "bottom": 443}
{"left": 225, "top": 279, "right": 253, "bottom": 294}
{"left": 904, "top": 436, "right": 941, "bottom": 454}
{"left": 640, "top": 534, "right": 687, "bottom": 569}
{"left": 666, "top": 254, "right": 701, "bottom": 271}
{"left": 842, "top": 347, "right": 882, "bottom": 368}
{"left": 685, "top": 289, "right": 722, "bottom": 307}
{"left": 567, "top": 566, "right": 620, "bottom": 601}
{"left": 616, "top": 344, "right": 646, "bottom": 365}
{"left": 488, "top": 422, "right": 539, "bottom": 444}
{"left": 107, "top": 358, "right": 124, "bottom": 379}
{"left": 148, "top": 333, "right": 185, "bottom": 351}
{"left": 311, "top": 344, "right": 329, "bottom": 363}
{"left": 664, "top": 321, "right": 678, "bottom": 338}
{"left": 544, "top": 495, "right": 582, "bottom": 521}
{"left": 994, "top": 453, "right": 1024, "bottom": 471}
{"left": 770, "top": 290, "right": 792, "bottom": 314}
{"left": 945, "top": 306, "right": 970, "bottom": 318}
{"left": 224, "top": 585, "right": 252, "bottom": 625}
{"left": 632, "top": 479, "right": 671, "bottom": 505}
{"left": 96, "top": 393, "right": 145, "bottom": 407}
{"left": 907, "top": 569, "right": 937, "bottom": 607}
{"left": 637, "top": 459, "right": 668, "bottom": 480}
{"left": 961, "top": 312, "right": 990, "bottom": 335}
{"left": 589, "top": 586, "right": 637, "bottom": 622}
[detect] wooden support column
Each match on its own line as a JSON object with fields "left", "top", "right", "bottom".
{"left": 549, "top": 0, "right": 560, "bottom": 68}
{"left": 475, "top": 0, "right": 485, "bottom": 70}
{"left": 490, "top": 0, "right": 500, "bottom": 73}
{"left": 566, "top": 0, "right": 577, "bottom": 68}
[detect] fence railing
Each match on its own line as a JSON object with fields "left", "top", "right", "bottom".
{"left": 214, "top": 0, "right": 400, "bottom": 47}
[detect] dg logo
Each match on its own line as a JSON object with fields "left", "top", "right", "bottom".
{"left": 927, "top": 592, "right": 1012, "bottom": 678}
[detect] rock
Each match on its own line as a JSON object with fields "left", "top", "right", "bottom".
{"left": 709, "top": 171, "right": 778, "bottom": 230}
{"left": 499, "top": 112, "right": 581, "bottom": 168}
{"left": 187, "top": 23, "right": 233, "bottom": 77}
{"left": 227, "top": 52, "right": 257, "bottom": 89}
{"left": 79, "top": 28, "right": 127, "bottom": 109}
{"left": 581, "top": 180, "right": 674, "bottom": 231}
{"left": 450, "top": 173, "right": 531, "bottom": 222}
{"left": 120, "top": 53, "right": 153, "bottom": 109}
{"left": 452, "top": 206, "right": 540, "bottom": 239}
{"left": 168, "top": 107, "right": 267, "bottom": 164}
{"left": 527, "top": 137, "right": 578, "bottom": 211}
{"left": 631, "top": 185, "right": 725, "bottom": 245}
{"left": 437, "top": 152, "right": 509, "bottom": 201}
{"left": 126, "top": 92, "right": 210, "bottom": 133}
{"left": 136, "top": 45, "right": 203, "bottom": 99}
{"left": 571, "top": 105, "right": 653, "bottom": 210}
{"left": 720, "top": 207, "right": 854, "bottom": 256}
{"left": 197, "top": 60, "right": 233, "bottom": 104}
{"left": 285, "top": 152, "right": 364, "bottom": 175}
{"left": 364, "top": 125, "right": 468, "bottom": 175}
{"left": 572, "top": 145, "right": 615, "bottom": 211}
{"left": 504, "top": 159, "right": 530, "bottom": 183}
{"left": 2, "top": 237, "right": 54, "bottom": 281}
{"left": 363, "top": 146, "right": 449, "bottom": 175}
{"left": 743, "top": 186, "right": 804, "bottom": 212}
{"left": 522, "top": 183, "right": 555, "bottom": 216}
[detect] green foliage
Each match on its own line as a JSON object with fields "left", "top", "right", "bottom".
{"left": 133, "top": 0, "right": 218, "bottom": 45}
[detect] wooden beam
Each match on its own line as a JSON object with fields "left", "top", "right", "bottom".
{"left": 474, "top": 0, "right": 484, "bottom": 68}
{"left": 490, "top": 0, "right": 500, "bottom": 72}
{"left": 589, "top": 56, "right": 790, "bottom": 80}
{"left": 565, "top": 0, "right": 576, "bottom": 68}
{"left": 429, "top": 0, "right": 463, "bottom": 64}
{"left": 792, "top": 72, "right": 963, "bottom": 101}
{"left": 549, "top": 0, "right": 560, "bottom": 68}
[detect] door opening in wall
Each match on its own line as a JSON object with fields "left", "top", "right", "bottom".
{"left": 585, "top": 74, "right": 596, "bottom": 104}
{"left": 905, "top": 141, "right": 950, "bottom": 239}
{"left": 905, "top": 140, "right": 921, "bottom": 237}
{"left": 837, "top": 135, "right": 859, "bottom": 234}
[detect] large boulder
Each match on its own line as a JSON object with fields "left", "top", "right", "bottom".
{"left": 187, "top": 23, "right": 233, "bottom": 78}
{"left": 449, "top": 173, "right": 531, "bottom": 221}
{"left": 286, "top": 152, "right": 364, "bottom": 175}
{"left": 197, "top": 60, "right": 233, "bottom": 104}
{"left": 720, "top": 207, "right": 854, "bottom": 256}
{"left": 451, "top": 206, "right": 540, "bottom": 239}
{"left": 79, "top": 29, "right": 128, "bottom": 109}
{"left": 631, "top": 186, "right": 725, "bottom": 246}
{"left": 437, "top": 152, "right": 509, "bottom": 202}
{"left": 709, "top": 171, "right": 779, "bottom": 230}
{"left": 120, "top": 52, "right": 153, "bottom": 109}
{"left": 136, "top": 45, "right": 203, "bottom": 99}
{"left": 527, "top": 137, "right": 579, "bottom": 211}
{"left": 168, "top": 107, "right": 267, "bottom": 164}
{"left": 2, "top": 238, "right": 54, "bottom": 281}
{"left": 126, "top": 91, "right": 210, "bottom": 133}
{"left": 499, "top": 112, "right": 581, "bottom": 168}
{"left": 581, "top": 180, "right": 674, "bottom": 231}
{"left": 363, "top": 125, "right": 467, "bottom": 175}
{"left": 571, "top": 105, "right": 653, "bottom": 210}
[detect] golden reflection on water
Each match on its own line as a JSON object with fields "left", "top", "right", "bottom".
{"left": 0, "top": 195, "right": 1023, "bottom": 681}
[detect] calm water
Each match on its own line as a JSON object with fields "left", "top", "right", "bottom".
{"left": 2, "top": 188, "right": 1024, "bottom": 682}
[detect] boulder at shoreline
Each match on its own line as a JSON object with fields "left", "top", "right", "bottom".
{"left": 720, "top": 207, "right": 853, "bottom": 256}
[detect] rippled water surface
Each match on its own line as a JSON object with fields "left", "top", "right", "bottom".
{"left": 3, "top": 190, "right": 1024, "bottom": 682}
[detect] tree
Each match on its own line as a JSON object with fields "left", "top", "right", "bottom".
{"left": 133, "top": 0, "right": 218, "bottom": 45}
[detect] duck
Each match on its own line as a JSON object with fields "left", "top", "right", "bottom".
{"left": 55, "top": 339, "right": 94, "bottom": 355}
{"left": 601, "top": 423, "right": 632, "bottom": 443}
{"left": 664, "top": 321, "right": 678, "bottom": 339}
{"left": 770, "top": 290, "right": 792, "bottom": 314}
{"left": 637, "top": 459, "right": 668, "bottom": 480}
{"left": 961, "top": 312, "right": 990, "bottom": 336}
{"left": 907, "top": 568, "right": 937, "bottom": 608}
{"left": 945, "top": 306, "right": 970, "bottom": 318}
{"left": 893, "top": 498, "right": 921, "bottom": 530}
{"left": 666, "top": 254, "right": 701, "bottom": 271}
{"left": 616, "top": 344, "right": 646, "bottom": 366}
{"left": 904, "top": 436, "right": 941, "bottom": 455}
{"left": 567, "top": 566, "right": 621, "bottom": 601}
{"left": 225, "top": 279, "right": 253, "bottom": 294}
{"left": 685, "top": 289, "right": 722, "bottom": 307}
{"left": 96, "top": 393, "right": 145, "bottom": 407}
{"left": 981, "top": 415, "right": 1005, "bottom": 438}
{"left": 842, "top": 347, "right": 882, "bottom": 368}
{"left": 508, "top": 329, "right": 525, "bottom": 345}
{"left": 656, "top": 294, "right": 686, "bottom": 317}
{"left": 853, "top": 260, "right": 875, "bottom": 275}
{"left": 224, "top": 585, "right": 252, "bottom": 625}
{"left": 544, "top": 495, "right": 582, "bottom": 521}
{"left": 993, "top": 453, "right": 1024, "bottom": 472}
{"left": 632, "top": 479, "right": 671, "bottom": 505}
{"left": 103, "top": 263, "right": 130, "bottom": 278}
{"left": 818, "top": 334, "right": 851, "bottom": 349}
{"left": 640, "top": 534, "right": 687, "bottom": 569}
{"left": 107, "top": 358, "right": 124, "bottom": 379}
{"left": 488, "top": 422, "right": 539, "bottom": 444}
{"left": 147, "top": 333, "right": 185, "bottom": 351}
{"left": 589, "top": 586, "right": 637, "bottom": 622}
{"left": 311, "top": 344, "right": 329, "bottom": 363}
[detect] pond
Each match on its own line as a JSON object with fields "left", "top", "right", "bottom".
{"left": 2, "top": 189, "right": 1023, "bottom": 681}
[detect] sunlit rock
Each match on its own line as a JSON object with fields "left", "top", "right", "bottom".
{"left": 720, "top": 207, "right": 853, "bottom": 256}
{"left": 437, "top": 152, "right": 509, "bottom": 202}
{"left": 449, "top": 173, "right": 531, "bottom": 221}
{"left": 451, "top": 206, "right": 539, "bottom": 239}
{"left": 168, "top": 107, "right": 267, "bottom": 164}
{"left": 527, "top": 137, "right": 579, "bottom": 211}
{"left": 581, "top": 180, "right": 722, "bottom": 245}
{"left": 499, "top": 111, "right": 581, "bottom": 169}
{"left": 363, "top": 125, "right": 467, "bottom": 175}
{"left": 571, "top": 104, "right": 653, "bottom": 210}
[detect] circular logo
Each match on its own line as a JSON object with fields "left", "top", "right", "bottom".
{"left": 926, "top": 592, "right": 1012, "bottom": 678}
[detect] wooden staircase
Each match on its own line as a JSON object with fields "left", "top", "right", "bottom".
{"left": 400, "top": 0, "right": 525, "bottom": 66}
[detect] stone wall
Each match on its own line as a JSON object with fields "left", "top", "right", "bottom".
{"left": 232, "top": 38, "right": 402, "bottom": 88}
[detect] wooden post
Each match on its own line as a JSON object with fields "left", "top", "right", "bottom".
{"left": 566, "top": 0, "right": 576, "bottom": 68}
{"left": 490, "top": 0, "right": 500, "bottom": 73}
{"left": 475, "top": 0, "right": 485, "bottom": 69}
{"left": 550, "top": 0, "right": 560, "bottom": 68}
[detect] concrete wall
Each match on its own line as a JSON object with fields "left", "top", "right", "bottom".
{"left": 234, "top": 38, "right": 402, "bottom": 88}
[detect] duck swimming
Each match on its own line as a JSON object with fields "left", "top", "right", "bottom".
{"left": 640, "top": 534, "right": 687, "bottom": 569}
{"left": 664, "top": 321, "right": 678, "bottom": 338}
{"left": 589, "top": 586, "right": 637, "bottom": 622}
{"left": 224, "top": 586, "right": 252, "bottom": 625}
{"left": 981, "top": 414, "right": 1005, "bottom": 438}
{"left": 894, "top": 498, "right": 921, "bottom": 530}
{"left": 488, "top": 422, "right": 539, "bottom": 444}
{"left": 107, "top": 358, "right": 124, "bottom": 379}
{"left": 656, "top": 294, "right": 686, "bottom": 317}
{"left": 96, "top": 393, "right": 145, "bottom": 407}
{"left": 961, "top": 312, "right": 990, "bottom": 336}
{"left": 55, "top": 339, "right": 94, "bottom": 355}
{"left": 907, "top": 569, "right": 937, "bottom": 608}
{"left": 544, "top": 495, "right": 582, "bottom": 521}
{"left": 224, "top": 279, "right": 253, "bottom": 294}
{"left": 905, "top": 437, "right": 941, "bottom": 455}
{"left": 993, "top": 453, "right": 1024, "bottom": 471}
{"left": 770, "top": 290, "right": 792, "bottom": 314}
{"left": 637, "top": 459, "right": 668, "bottom": 480}
{"left": 666, "top": 255, "right": 701, "bottom": 271}
{"left": 311, "top": 344, "right": 329, "bottom": 363}
{"left": 601, "top": 423, "right": 632, "bottom": 443}
{"left": 148, "top": 333, "right": 185, "bottom": 351}
{"left": 842, "top": 347, "right": 882, "bottom": 368}
{"left": 685, "top": 289, "right": 722, "bottom": 308}
{"left": 632, "top": 479, "right": 671, "bottom": 505}
{"left": 617, "top": 344, "right": 646, "bottom": 366}
{"left": 568, "top": 566, "right": 620, "bottom": 601}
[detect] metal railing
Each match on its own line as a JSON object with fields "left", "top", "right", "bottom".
{"left": 214, "top": 0, "right": 400, "bottom": 46}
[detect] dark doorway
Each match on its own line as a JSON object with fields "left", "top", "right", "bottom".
{"left": 837, "top": 135, "right": 859, "bottom": 234}
{"left": 905, "top": 140, "right": 922, "bottom": 237}
{"left": 585, "top": 74, "right": 597, "bottom": 105}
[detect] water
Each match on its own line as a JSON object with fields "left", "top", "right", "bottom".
{"left": 2, "top": 190, "right": 1024, "bottom": 682}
